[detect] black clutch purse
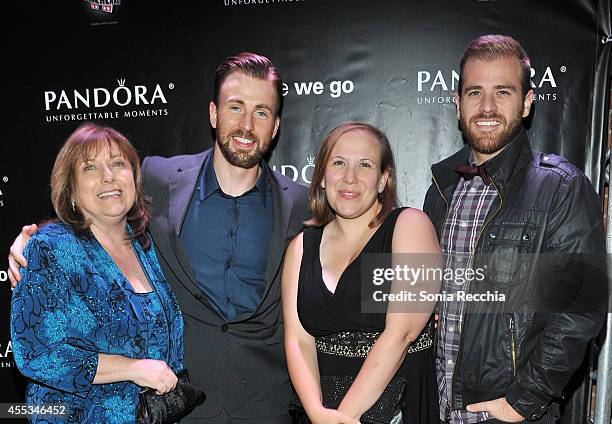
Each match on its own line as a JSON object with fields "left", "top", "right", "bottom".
{"left": 320, "top": 375, "right": 406, "bottom": 424}
{"left": 289, "top": 375, "right": 406, "bottom": 424}
{"left": 136, "top": 369, "right": 206, "bottom": 424}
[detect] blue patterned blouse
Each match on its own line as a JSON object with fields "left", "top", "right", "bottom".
{"left": 11, "top": 222, "right": 184, "bottom": 424}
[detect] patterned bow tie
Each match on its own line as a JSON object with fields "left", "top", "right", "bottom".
{"left": 455, "top": 164, "right": 492, "bottom": 185}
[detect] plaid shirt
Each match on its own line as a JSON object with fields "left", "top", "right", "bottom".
{"left": 436, "top": 174, "right": 497, "bottom": 423}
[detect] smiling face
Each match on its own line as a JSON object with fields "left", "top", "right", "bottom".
{"left": 323, "top": 129, "right": 389, "bottom": 221}
{"left": 456, "top": 56, "right": 533, "bottom": 161}
{"left": 209, "top": 71, "right": 280, "bottom": 169}
{"left": 74, "top": 142, "right": 136, "bottom": 228}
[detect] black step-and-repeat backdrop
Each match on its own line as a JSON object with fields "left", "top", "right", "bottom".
{"left": 2, "top": 0, "right": 611, "bottom": 410}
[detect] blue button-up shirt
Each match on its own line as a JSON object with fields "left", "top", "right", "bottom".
{"left": 179, "top": 154, "right": 273, "bottom": 321}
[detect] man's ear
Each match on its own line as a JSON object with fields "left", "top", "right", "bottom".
{"left": 454, "top": 93, "right": 461, "bottom": 120}
{"left": 209, "top": 101, "right": 218, "bottom": 129}
{"left": 272, "top": 115, "right": 280, "bottom": 139}
{"left": 522, "top": 89, "right": 534, "bottom": 118}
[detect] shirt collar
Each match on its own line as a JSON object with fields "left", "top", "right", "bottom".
{"left": 431, "top": 128, "right": 530, "bottom": 198}
{"left": 468, "top": 150, "right": 477, "bottom": 167}
{"left": 198, "top": 152, "right": 269, "bottom": 207}
{"left": 478, "top": 128, "right": 527, "bottom": 185}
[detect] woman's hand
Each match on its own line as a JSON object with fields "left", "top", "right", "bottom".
{"left": 310, "top": 407, "right": 360, "bottom": 424}
{"left": 128, "top": 359, "right": 178, "bottom": 395}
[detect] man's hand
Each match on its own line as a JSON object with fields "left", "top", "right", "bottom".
{"left": 466, "top": 397, "right": 525, "bottom": 423}
{"left": 7, "top": 224, "right": 37, "bottom": 288}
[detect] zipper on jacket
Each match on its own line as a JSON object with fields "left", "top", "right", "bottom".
{"left": 432, "top": 174, "right": 450, "bottom": 237}
{"left": 507, "top": 314, "right": 517, "bottom": 376}
{"left": 433, "top": 174, "right": 453, "bottom": 421}
{"left": 431, "top": 174, "right": 449, "bottom": 340}
{"left": 450, "top": 177, "right": 503, "bottom": 410}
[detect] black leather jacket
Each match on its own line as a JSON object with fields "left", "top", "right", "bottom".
{"left": 423, "top": 130, "right": 606, "bottom": 421}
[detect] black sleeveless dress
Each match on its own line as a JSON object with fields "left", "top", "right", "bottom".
{"left": 296, "top": 208, "right": 439, "bottom": 423}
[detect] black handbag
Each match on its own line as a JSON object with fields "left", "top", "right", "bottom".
{"left": 289, "top": 375, "right": 406, "bottom": 424}
{"left": 320, "top": 375, "right": 406, "bottom": 424}
{"left": 136, "top": 369, "right": 206, "bottom": 424}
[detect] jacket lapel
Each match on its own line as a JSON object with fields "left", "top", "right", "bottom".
{"left": 263, "top": 170, "right": 293, "bottom": 290}
{"left": 168, "top": 150, "right": 210, "bottom": 237}
{"left": 431, "top": 145, "right": 469, "bottom": 205}
{"left": 165, "top": 150, "right": 210, "bottom": 291}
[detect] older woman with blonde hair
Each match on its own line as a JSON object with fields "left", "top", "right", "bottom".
{"left": 11, "top": 123, "right": 184, "bottom": 423}
{"left": 283, "top": 122, "right": 441, "bottom": 424}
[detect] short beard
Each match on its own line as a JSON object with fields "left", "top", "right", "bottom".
{"left": 217, "top": 130, "right": 264, "bottom": 169}
{"left": 460, "top": 111, "right": 523, "bottom": 155}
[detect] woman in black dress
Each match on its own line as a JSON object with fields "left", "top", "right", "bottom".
{"left": 282, "top": 122, "right": 441, "bottom": 424}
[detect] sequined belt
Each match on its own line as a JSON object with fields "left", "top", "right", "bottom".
{"left": 315, "top": 323, "right": 433, "bottom": 358}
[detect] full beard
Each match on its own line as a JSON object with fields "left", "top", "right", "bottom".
{"left": 217, "top": 130, "right": 265, "bottom": 169}
{"left": 460, "top": 112, "right": 523, "bottom": 155}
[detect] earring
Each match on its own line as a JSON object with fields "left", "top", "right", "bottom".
{"left": 71, "top": 199, "right": 76, "bottom": 211}
{"left": 378, "top": 186, "right": 384, "bottom": 194}
{"left": 321, "top": 180, "right": 326, "bottom": 189}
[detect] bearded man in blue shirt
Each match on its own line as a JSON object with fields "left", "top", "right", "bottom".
{"left": 9, "top": 52, "right": 310, "bottom": 424}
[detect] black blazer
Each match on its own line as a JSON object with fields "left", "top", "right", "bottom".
{"left": 142, "top": 149, "right": 309, "bottom": 419}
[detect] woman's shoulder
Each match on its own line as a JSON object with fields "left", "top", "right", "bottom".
{"left": 19, "top": 223, "right": 86, "bottom": 287}
{"left": 391, "top": 207, "right": 440, "bottom": 253}
{"left": 378, "top": 207, "right": 428, "bottom": 232}
{"left": 25, "top": 222, "right": 83, "bottom": 265}
{"left": 393, "top": 207, "right": 433, "bottom": 227}
{"left": 302, "top": 224, "right": 323, "bottom": 239}
{"left": 301, "top": 224, "right": 328, "bottom": 256}
{"left": 28, "top": 221, "right": 77, "bottom": 246}
{"left": 286, "top": 230, "right": 304, "bottom": 256}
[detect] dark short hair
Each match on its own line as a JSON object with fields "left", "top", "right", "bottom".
{"left": 214, "top": 52, "right": 283, "bottom": 115}
{"left": 306, "top": 122, "right": 398, "bottom": 228}
{"left": 458, "top": 34, "right": 531, "bottom": 97}
{"left": 51, "top": 122, "right": 150, "bottom": 249}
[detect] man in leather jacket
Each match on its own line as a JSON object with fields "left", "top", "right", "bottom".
{"left": 423, "top": 35, "right": 606, "bottom": 423}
